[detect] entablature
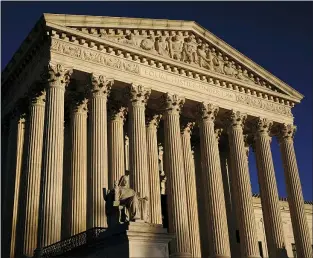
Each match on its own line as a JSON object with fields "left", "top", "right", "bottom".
{"left": 1, "top": 14, "right": 304, "bottom": 125}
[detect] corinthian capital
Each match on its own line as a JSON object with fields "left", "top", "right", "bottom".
{"left": 126, "top": 84, "right": 151, "bottom": 106}
{"left": 30, "top": 90, "right": 46, "bottom": 106}
{"left": 108, "top": 103, "right": 127, "bottom": 121}
{"left": 146, "top": 114, "right": 162, "bottom": 129}
{"left": 197, "top": 102, "right": 219, "bottom": 122}
{"left": 254, "top": 117, "right": 273, "bottom": 138}
{"left": 226, "top": 110, "right": 247, "bottom": 129}
{"left": 161, "top": 93, "right": 185, "bottom": 115}
{"left": 71, "top": 98, "right": 88, "bottom": 114}
{"left": 41, "top": 63, "right": 73, "bottom": 89}
{"left": 181, "top": 122, "right": 195, "bottom": 136}
{"left": 277, "top": 123, "right": 296, "bottom": 143}
{"left": 214, "top": 128, "right": 223, "bottom": 142}
{"left": 89, "top": 73, "right": 114, "bottom": 97}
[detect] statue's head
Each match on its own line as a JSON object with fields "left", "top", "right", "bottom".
{"left": 118, "top": 175, "right": 129, "bottom": 187}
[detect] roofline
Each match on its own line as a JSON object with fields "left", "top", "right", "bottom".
{"left": 42, "top": 13, "right": 304, "bottom": 101}
{"left": 2, "top": 13, "right": 304, "bottom": 102}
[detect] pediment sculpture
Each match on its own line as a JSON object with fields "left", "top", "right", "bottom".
{"left": 105, "top": 175, "right": 149, "bottom": 227}
{"left": 76, "top": 27, "right": 282, "bottom": 93}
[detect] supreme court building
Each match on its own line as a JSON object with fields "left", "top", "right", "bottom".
{"left": 2, "top": 14, "right": 312, "bottom": 258}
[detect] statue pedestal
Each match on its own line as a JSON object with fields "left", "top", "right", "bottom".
{"left": 90, "top": 222, "right": 174, "bottom": 258}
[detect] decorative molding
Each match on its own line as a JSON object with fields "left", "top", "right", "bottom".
{"left": 51, "top": 39, "right": 140, "bottom": 74}
{"left": 50, "top": 39, "right": 293, "bottom": 118}
{"left": 74, "top": 27, "right": 282, "bottom": 94}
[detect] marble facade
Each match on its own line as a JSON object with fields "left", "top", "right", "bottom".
{"left": 2, "top": 14, "right": 312, "bottom": 258}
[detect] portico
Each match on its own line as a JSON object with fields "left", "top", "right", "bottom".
{"left": 2, "top": 14, "right": 312, "bottom": 258}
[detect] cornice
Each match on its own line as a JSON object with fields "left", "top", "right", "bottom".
{"left": 42, "top": 13, "right": 304, "bottom": 101}
{"left": 47, "top": 25, "right": 297, "bottom": 115}
{"left": 1, "top": 16, "right": 46, "bottom": 87}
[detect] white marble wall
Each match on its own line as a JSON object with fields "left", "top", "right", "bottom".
{"left": 251, "top": 197, "right": 313, "bottom": 258}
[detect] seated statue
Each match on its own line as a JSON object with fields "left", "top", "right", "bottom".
{"left": 105, "top": 175, "right": 149, "bottom": 226}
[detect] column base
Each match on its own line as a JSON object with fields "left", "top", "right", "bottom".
{"left": 170, "top": 253, "right": 193, "bottom": 258}
{"left": 89, "top": 222, "right": 174, "bottom": 258}
{"left": 209, "top": 255, "right": 231, "bottom": 258}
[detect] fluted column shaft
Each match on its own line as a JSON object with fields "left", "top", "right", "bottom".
{"left": 61, "top": 121, "right": 71, "bottom": 239}
{"left": 226, "top": 110, "right": 260, "bottom": 258}
{"left": 87, "top": 74, "right": 113, "bottom": 228}
{"left": 278, "top": 124, "right": 312, "bottom": 258}
{"left": 198, "top": 103, "right": 230, "bottom": 258}
{"left": 146, "top": 115, "right": 163, "bottom": 224}
{"left": 181, "top": 123, "right": 201, "bottom": 258}
{"left": 193, "top": 143, "right": 209, "bottom": 257}
{"left": 10, "top": 116, "right": 26, "bottom": 258}
{"left": 69, "top": 99, "right": 88, "bottom": 235}
{"left": 253, "top": 118, "right": 285, "bottom": 258}
{"left": 108, "top": 106, "right": 126, "bottom": 189}
{"left": 38, "top": 64, "right": 73, "bottom": 248}
{"left": 220, "top": 150, "right": 239, "bottom": 258}
{"left": 20, "top": 92, "right": 46, "bottom": 257}
{"left": 162, "top": 93, "right": 191, "bottom": 257}
{"left": 3, "top": 115, "right": 19, "bottom": 258}
{"left": 127, "top": 84, "right": 150, "bottom": 219}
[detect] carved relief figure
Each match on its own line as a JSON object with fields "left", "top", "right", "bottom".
{"left": 223, "top": 60, "right": 237, "bottom": 77}
{"left": 140, "top": 35, "right": 155, "bottom": 51}
{"left": 197, "top": 44, "right": 211, "bottom": 69}
{"left": 169, "top": 34, "right": 184, "bottom": 60}
{"left": 182, "top": 34, "right": 198, "bottom": 64}
{"left": 155, "top": 36, "right": 169, "bottom": 57}
{"left": 211, "top": 48, "right": 223, "bottom": 73}
{"left": 236, "top": 66, "right": 245, "bottom": 80}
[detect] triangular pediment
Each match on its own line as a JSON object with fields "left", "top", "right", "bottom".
{"left": 42, "top": 13, "right": 303, "bottom": 102}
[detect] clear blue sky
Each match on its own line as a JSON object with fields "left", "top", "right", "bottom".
{"left": 1, "top": 2, "right": 312, "bottom": 201}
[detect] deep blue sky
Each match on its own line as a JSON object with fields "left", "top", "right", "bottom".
{"left": 2, "top": 2, "right": 312, "bottom": 201}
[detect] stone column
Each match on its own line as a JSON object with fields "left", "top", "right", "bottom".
{"left": 68, "top": 97, "right": 88, "bottom": 235}
{"left": 226, "top": 110, "right": 260, "bottom": 258}
{"left": 220, "top": 148, "right": 239, "bottom": 258}
{"left": 10, "top": 114, "right": 26, "bottom": 258}
{"left": 197, "top": 103, "right": 231, "bottom": 258}
{"left": 126, "top": 84, "right": 151, "bottom": 219}
{"left": 192, "top": 142, "right": 209, "bottom": 257}
{"left": 181, "top": 122, "right": 202, "bottom": 258}
{"left": 108, "top": 104, "right": 127, "bottom": 189}
{"left": 162, "top": 93, "right": 191, "bottom": 257}
{"left": 61, "top": 120, "right": 71, "bottom": 239}
{"left": 253, "top": 118, "right": 285, "bottom": 258}
{"left": 37, "top": 64, "right": 72, "bottom": 248}
{"left": 18, "top": 91, "right": 46, "bottom": 257}
{"left": 278, "top": 124, "right": 312, "bottom": 258}
{"left": 87, "top": 74, "right": 113, "bottom": 228}
{"left": 146, "top": 114, "right": 163, "bottom": 224}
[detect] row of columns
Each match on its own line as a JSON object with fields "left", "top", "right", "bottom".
{"left": 2, "top": 63, "right": 312, "bottom": 258}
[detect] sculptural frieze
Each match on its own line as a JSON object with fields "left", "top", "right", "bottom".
{"left": 155, "top": 36, "right": 170, "bottom": 57}
{"left": 74, "top": 27, "right": 283, "bottom": 93}
{"left": 182, "top": 34, "right": 198, "bottom": 64}
{"left": 169, "top": 34, "right": 184, "bottom": 61}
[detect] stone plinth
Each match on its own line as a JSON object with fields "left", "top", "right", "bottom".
{"left": 90, "top": 222, "right": 174, "bottom": 258}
